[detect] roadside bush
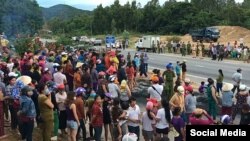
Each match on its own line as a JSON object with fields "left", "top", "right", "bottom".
{"left": 167, "top": 36, "right": 181, "bottom": 43}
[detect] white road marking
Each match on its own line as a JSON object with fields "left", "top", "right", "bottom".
{"left": 195, "top": 65, "right": 205, "bottom": 68}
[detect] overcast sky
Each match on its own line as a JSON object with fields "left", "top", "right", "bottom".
{"left": 37, "top": 0, "right": 244, "bottom": 10}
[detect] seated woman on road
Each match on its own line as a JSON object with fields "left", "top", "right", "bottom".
{"left": 189, "top": 108, "right": 214, "bottom": 125}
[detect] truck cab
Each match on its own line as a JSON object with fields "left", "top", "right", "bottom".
{"left": 105, "top": 35, "right": 115, "bottom": 48}
{"left": 190, "top": 27, "right": 220, "bottom": 42}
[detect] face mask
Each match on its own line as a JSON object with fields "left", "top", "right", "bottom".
{"left": 27, "top": 91, "right": 33, "bottom": 96}
{"left": 45, "top": 89, "right": 50, "bottom": 95}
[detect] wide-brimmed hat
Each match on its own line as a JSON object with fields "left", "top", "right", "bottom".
{"left": 239, "top": 84, "right": 247, "bottom": 91}
{"left": 222, "top": 83, "right": 233, "bottom": 91}
{"left": 76, "top": 62, "right": 84, "bottom": 68}
{"left": 16, "top": 75, "right": 32, "bottom": 85}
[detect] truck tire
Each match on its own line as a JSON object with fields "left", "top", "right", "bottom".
{"left": 136, "top": 47, "right": 139, "bottom": 51}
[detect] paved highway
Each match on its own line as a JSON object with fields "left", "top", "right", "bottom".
{"left": 121, "top": 49, "right": 250, "bottom": 86}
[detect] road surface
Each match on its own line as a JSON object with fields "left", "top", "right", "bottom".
{"left": 121, "top": 49, "right": 250, "bottom": 87}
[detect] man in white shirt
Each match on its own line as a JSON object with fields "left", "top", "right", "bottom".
{"left": 148, "top": 75, "right": 163, "bottom": 102}
{"left": 232, "top": 68, "right": 242, "bottom": 94}
{"left": 53, "top": 66, "right": 67, "bottom": 86}
{"left": 127, "top": 97, "right": 141, "bottom": 141}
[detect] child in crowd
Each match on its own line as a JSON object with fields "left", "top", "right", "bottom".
{"left": 171, "top": 107, "right": 185, "bottom": 141}
{"left": 198, "top": 81, "right": 205, "bottom": 94}
{"left": 142, "top": 101, "right": 156, "bottom": 141}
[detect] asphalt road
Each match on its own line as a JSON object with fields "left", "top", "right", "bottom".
{"left": 121, "top": 49, "right": 250, "bottom": 86}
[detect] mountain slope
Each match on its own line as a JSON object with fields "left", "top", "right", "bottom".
{"left": 41, "top": 4, "right": 92, "bottom": 21}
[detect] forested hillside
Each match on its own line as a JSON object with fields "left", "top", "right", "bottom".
{"left": 48, "top": 0, "right": 250, "bottom": 35}
{"left": 41, "top": 4, "right": 92, "bottom": 21}
{"left": 0, "top": 0, "right": 43, "bottom": 38}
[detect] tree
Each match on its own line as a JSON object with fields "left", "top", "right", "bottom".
{"left": 111, "top": 19, "right": 117, "bottom": 34}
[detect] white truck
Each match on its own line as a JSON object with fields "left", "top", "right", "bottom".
{"left": 135, "top": 35, "right": 160, "bottom": 51}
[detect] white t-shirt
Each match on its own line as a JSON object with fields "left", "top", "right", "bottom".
{"left": 127, "top": 105, "right": 141, "bottom": 127}
{"left": 155, "top": 108, "right": 172, "bottom": 129}
{"left": 53, "top": 72, "right": 67, "bottom": 85}
{"left": 7, "top": 63, "right": 14, "bottom": 72}
{"left": 108, "top": 83, "right": 120, "bottom": 99}
{"left": 148, "top": 84, "right": 163, "bottom": 101}
{"left": 142, "top": 112, "right": 155, "bottom": 131}
{"left": 55, "top": 92, "right": 67, "bottom": 111}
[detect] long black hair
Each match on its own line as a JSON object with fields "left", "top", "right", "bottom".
{"left": 219, "top": 69, "right": 224, "bottom": 77}
{"left": 161, "top": 99, "right": 171, "bottom": 123}
{"left": 147, "top": 110, "right": 153, "bottom": 120}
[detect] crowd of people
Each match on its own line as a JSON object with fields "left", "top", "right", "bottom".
{"left": 156, "top": 40, "right": 250, "bottom": 63}
{"left": 0, "top": 33, "right": 249, "bottom": 141}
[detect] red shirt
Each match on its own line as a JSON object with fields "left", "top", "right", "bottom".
{"left": 91, "top": 102, "right": 103, "bottom": 127}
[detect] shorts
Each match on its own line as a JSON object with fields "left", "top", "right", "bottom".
{"left": 156, "top": 127, "right": 169, "bottom": 134}
{"left": 142, "top": 129, "right": 153, "bottom": 140}
{"left": 67, "top": 120, "right": 78, "bottom": 129}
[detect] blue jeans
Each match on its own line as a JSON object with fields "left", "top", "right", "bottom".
{"left": 77, "top": 119, "right": 86, "bottom": 140}
{"left": 216, "top": 83, "right": 223, "bottom": 93}
{"left": 20, "top": 119, "right": 34, "bottom": 141}
{"left": 128, "top": 126, "right": 140, "bottom": 141}
{"left": 94, "top": 126, "right": 102, "bottom": 141}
